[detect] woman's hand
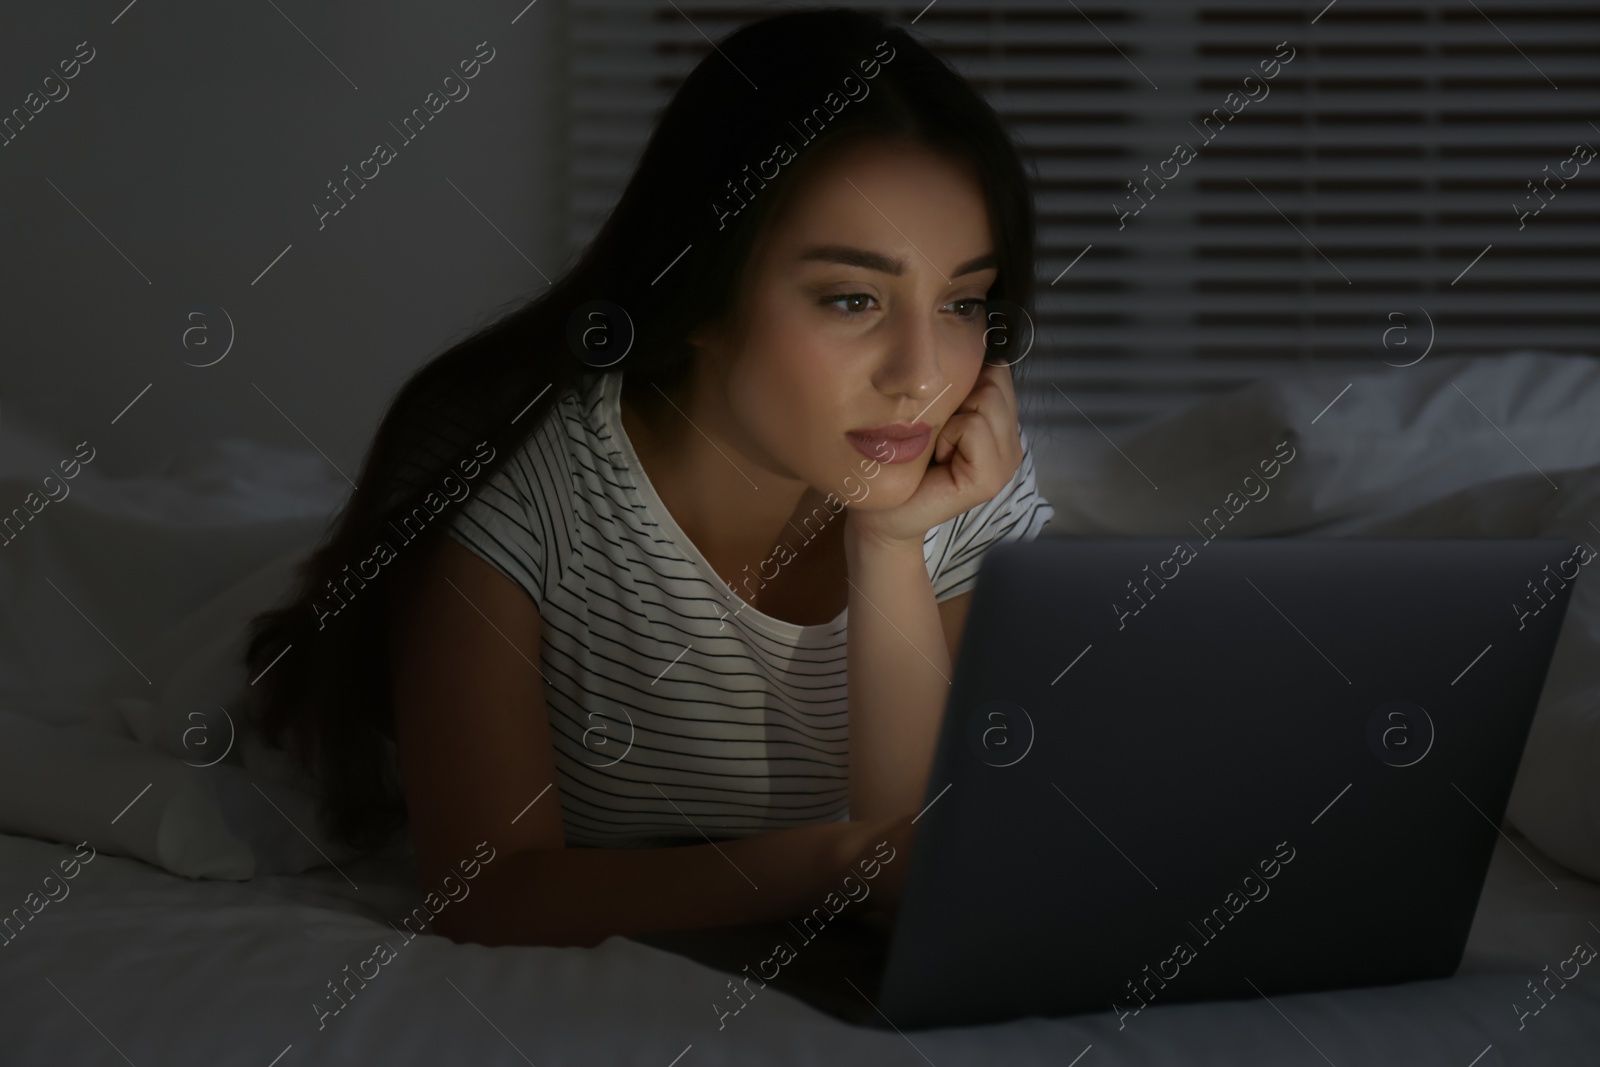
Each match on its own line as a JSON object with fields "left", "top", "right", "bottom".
{"left": 833, "top": 811, "right": 918, "bottom": 916}
{"left": 846, "top": 360, "right": 1023, "bottom": 550}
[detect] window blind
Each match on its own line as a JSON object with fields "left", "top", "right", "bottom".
{"left": 564, "top": 0, "right": 1599, "bottom": 426}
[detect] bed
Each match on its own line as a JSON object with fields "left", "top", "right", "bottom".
{"left": 2, "top": 351, "right": 1598, "bottom": 1064}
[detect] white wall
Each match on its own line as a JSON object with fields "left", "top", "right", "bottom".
{"left": 0, "top": 0, "right": 570, "bottom": 483}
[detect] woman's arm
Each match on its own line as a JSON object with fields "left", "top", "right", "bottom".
{"left": 841, "top": 521, "right": 951, "bottom": 823}
{"left": 391, "top": 537, "right": 883, "bottom": 949}
{"left": 838, "top": 363, "right": 1024, "bottom": 825}
{"left": 838, "top": 362, "right": 1026, "bottom": 822}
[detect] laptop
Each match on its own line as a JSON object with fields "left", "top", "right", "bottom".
{"left": 632, "top": 537, "right": 1581, "bottom": 1030}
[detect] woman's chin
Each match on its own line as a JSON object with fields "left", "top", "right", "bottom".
{"left": 843, "top": 479, "right": 919, "bottom": 511}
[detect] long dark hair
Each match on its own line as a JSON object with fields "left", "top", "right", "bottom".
{"left": 244, "top": 5, "right": 1040, "bottom": 854}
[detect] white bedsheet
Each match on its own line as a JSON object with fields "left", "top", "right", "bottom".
{"left": 1, "top": 827, "right": 1596, "bottom": 1065}
{"left": 2, "top": 351, "right": 1598, "bottom": 1063}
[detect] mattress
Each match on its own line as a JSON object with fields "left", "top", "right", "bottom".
{"left": 2, "top": 351, "right": 1598, "bottom": 1063}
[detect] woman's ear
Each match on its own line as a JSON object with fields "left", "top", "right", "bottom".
{"left": 687, "top": 315, "right": 740, "bottom": 379}
{"left": 687, "top": 316, "right": 725, "bottom": 353}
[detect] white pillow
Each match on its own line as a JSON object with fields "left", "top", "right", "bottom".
{"left": 116, "top": 541, "right": 311, "bottom": 760}
{"left": 1034, "top": 351, "right": 1600, "bottom": 536}
{"left": 0, "top": 711, "right": 254, "bottom": 880}
{"left": 112, "top": 539, "right": 403, "bottom": 876}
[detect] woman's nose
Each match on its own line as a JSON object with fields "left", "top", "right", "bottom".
{"left": 878, "top": 303, "right": 946, "bottom": 398}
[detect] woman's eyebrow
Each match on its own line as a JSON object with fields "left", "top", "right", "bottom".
{"left": 797, "top": 244, "right": 997, "bottom": 278}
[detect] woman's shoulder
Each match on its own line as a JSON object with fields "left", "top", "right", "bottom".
{"left": 514, "top": 373, "right": 597, "bottom": 442}
{"left": 459, "top": 372, "right": 628, "bottom": 523}
{"left": 484, "top": 373, "right": 603, "bottom": 474}
{"left": 442, "top": 378, "right": 601, "bottom": 603}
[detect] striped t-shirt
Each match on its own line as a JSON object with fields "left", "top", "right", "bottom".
{"left": 446, "top": 370, "right": 1054, "bottom": 848}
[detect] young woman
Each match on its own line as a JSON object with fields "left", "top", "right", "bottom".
{"left": 245, "top": 7, "right": 1053, "bottom": 948}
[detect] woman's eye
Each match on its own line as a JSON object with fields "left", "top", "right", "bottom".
{"left": 824, "top": 292, "right": 878, "bottom": 316}
{"left": 823, "top": 295, "right": 988, "bottom": 319}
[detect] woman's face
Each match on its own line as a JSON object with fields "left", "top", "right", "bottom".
{"left": 699, "top": 136, "right": 999, "bottom": 512}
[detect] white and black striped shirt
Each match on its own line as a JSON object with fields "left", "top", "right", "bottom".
{"left": 447, "top": 370, "right": 1054, "bottom": 847}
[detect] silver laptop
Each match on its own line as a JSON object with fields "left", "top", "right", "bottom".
{"left": 635, "top": 537, "right": 1580, "bottom": 1031}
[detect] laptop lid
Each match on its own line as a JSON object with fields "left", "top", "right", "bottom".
{"left": 872, "top": 536, "right": 1581, "bottom": 1031}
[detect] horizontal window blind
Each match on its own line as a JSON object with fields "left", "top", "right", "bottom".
{"left": 565, "top": 0, "right": 1599, "bottom": 426}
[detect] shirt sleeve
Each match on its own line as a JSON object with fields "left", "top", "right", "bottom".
{"left": 446, "top": 419, "right": 559, "bottom": 609}
{"left": 926, "top": 425, "right": 1055, "bottom": 602}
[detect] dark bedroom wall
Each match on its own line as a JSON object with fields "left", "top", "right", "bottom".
{"left": 0, "top": 0, "right": 569, "bottom": 479}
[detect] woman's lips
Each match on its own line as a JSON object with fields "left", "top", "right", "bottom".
{"left": 847, "top": 429, "right": 931, "bottom": 464}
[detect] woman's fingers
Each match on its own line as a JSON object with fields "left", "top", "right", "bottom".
{"left": 968, "top": 362, "right": 1020, "bottom": 464}
{"left": 936, "top": 408, "right": 1008, "bottom": 498}
{"left": 938, "top": 362, "right": 1011, "bottom": 466}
